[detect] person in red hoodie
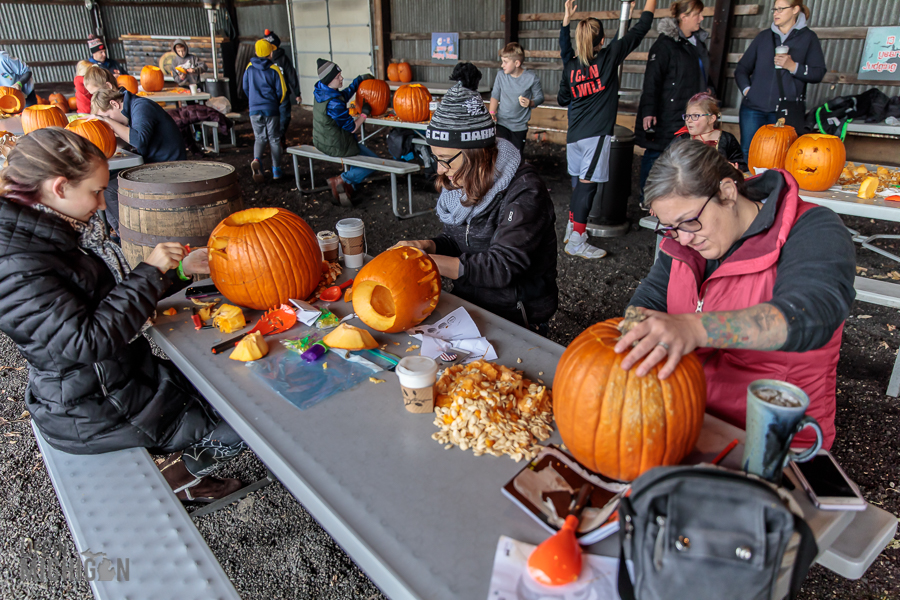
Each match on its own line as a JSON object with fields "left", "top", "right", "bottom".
{"left": 618, "top": 139, "right": 855, "bottom": 449}
{"left": 73, "top": 60, "right": 93, "bottom": 114}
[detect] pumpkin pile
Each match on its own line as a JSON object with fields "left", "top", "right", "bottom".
{"left": 66, "top": 118, "right": 117, "bottom": 158}
{"left": 552, "top": 315, "right": 707, "bottom": 482}
{"left": 355, "top": 79, "right": 390, "bottom": 116}
{"left": 748, "top": 118, "right": 797, "bottom": 175}
{"left": 208, "top": 207, "right": 322, "bottom": 311}
{"left": 784, "top": 133, "right": 846, "bottom": 192}
{"left": 387, "top": 62, "right": 413, "bottom": 83}
{"left": 21, "top": 105, "right": 68, "bottom": 134}
{"left": 352, "top": 246, "right": 441, "bottom": 333}
{"left": 0, "top": 86, "right": 26, "bottom": 114}
{"left": 393, "top": 84, "right": 432, "bottom": 123}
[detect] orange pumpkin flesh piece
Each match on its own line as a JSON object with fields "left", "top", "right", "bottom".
{"left": 552, "top": 318, "right": 706, "bottom": 482}
{"left": 352, "top": 246, "right": 441, "bottom": 333}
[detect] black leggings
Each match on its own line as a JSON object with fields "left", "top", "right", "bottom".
{"left": 181, "top": 419, "right": 247, "bottom": 477}
{"left": 570, "top": 180, "right": 599, "bottom": 224}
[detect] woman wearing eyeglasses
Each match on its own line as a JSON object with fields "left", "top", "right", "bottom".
{"left": 618, "top": 140, "right": 855, "bottom": 449}
{"left": 394, "top": 79, "right": 558, "bottom": 333}
{"left": 734, "top": 0, "right": 825, "bottom": 159}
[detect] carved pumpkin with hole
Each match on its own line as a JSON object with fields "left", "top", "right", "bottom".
{"left": 748, "top": 118, "right": 797, "bottom": 175}
{"left": 387, "top": 63, "right": 400, "bottom": 82}
{"left": 208, "top": 208, "right": 322, "bottom": 311}
{"left": 117, "top": 74, "right": 139, "bottom": 94}
{"left": 553, "top": 317, "right": 707, "bottom": 482}
{"left": 355, "top": 79, "right": 390, "bottom": 116}
{"left": 393, "top": 84, "right": 432, "bottom": 123}
{"left": 352, "top": 246, "right": 441, "bottom": 333}
{"left": 784, "top": 134, "right": 846, "bottom": 192}
{"left": 140, "top": 65, "right": 165, "bottom": 92}
{"left": 21, "top": 105, "right": 68, "bottom": 134}
{"left": 396, "top": 62, "right": 413, "bottom": 83}
{"left": 0, "top": 86, "right": 26, "bottom": 114}
{"left": 49, "top": 93, "right": 68, "bottom": 113}
{"left": 66, "top": 117, "right": 117, "bottom": 158}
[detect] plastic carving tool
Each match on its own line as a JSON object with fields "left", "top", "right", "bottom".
{"left": 527, "top": 483, "right": 593, "bottom": 586}
{"left": 211, "top": 305, "right": 298, "bottom": 354}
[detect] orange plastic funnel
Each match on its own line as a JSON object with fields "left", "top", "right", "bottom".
{"left": 526, "top": 483, "right": 592, "bottom": 586}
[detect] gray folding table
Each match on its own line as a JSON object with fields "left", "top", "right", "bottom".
{"left": 148, "top": 276, "right": 896, "bottom": 600}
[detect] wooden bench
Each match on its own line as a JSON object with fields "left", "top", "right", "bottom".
{"left": 32, "top": 421, "right": 248, "bottom": 599}
{"left": 286, "top": 145, "right": 430, "bottom": 219}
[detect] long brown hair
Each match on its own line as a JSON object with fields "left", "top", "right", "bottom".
{"left": 434, "top": 146, "right": 499, "bottom": 207}
{"left": 575, "top": 18, "right": 603, "bottom": 66}
{"left": 671, "top": 0, "right": 704, "bottom": 19}
{"left": 1, "top": 128, "right": 107, "bottom": 207}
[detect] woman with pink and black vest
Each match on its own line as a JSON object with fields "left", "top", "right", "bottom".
{"left": 616, "top": 139, "right": 855, "bottom": 449}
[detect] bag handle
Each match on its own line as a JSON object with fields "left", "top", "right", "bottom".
{"left": 788, "top": 515, "right": 819, "bottom": 599}
{"left": 617, "top": 496, "right": 638, "bottom": 600}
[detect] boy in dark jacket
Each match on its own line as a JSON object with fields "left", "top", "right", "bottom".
{"left": 171, "top": 39, "right": 207, "bottom": 89}
{"left": 312, "top": 59, "right": 378, "bottom": 206}
{"left": 87, "top": 34, "right": 126, "bottom": 76}
{"left": 243, "top": 39, "right": 286, "bottom": 182}
{"left": 263, "top": 29, "right": 301, "bottom": 146}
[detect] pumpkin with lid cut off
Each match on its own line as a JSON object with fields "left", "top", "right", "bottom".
{"left": 208, "top": 208, "right": 321, "bottom": 311}
{"left": 117, "top": 74, "right": 139, "bottom": 94}
{"left": 352, "top": 246, "right": 441, "bottom": 333}
{"left": 140, "top": 65, "right": 165, "bottom": 92}
{"left": 66, "top": 117, "right": 117, "bottom": 158}
{"left": 784, "top": 134, "right": 846, "bottom": 192}
{"left": 393, "top": 84, "right": 432, "bottom": 123}
{"left": 355, "top": 79, "right": 390, "bottom": 116}
{"left": 748, "top": 118, "right": 797, "bottom": 175}
{"left": 0, "top": 86, "right": 26, "bottom": 114}
{"left": 21, "top": 105, "right": 68, "bottom": 134}
{"left": 552, "top": 315, "right": 706, "bottom": 482}
{"left": 396, "top": 62, "right": 413, "bottom": 83}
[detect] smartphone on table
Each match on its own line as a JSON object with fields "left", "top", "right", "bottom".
{"left": 788, "top": 449, "right": 866, "bottom": 511}
{"left": 185, "top": 284, "right": 220, "bottom": 299}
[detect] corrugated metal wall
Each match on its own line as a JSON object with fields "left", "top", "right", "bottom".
{"left": 235, "top": 2, "right": 289, "bottom": 45}
{"left": 0, "top": 0, "right": 229, "bottom": 88}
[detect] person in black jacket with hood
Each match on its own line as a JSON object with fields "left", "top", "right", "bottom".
{"left": 0, "top": 128, "right": 246, "bottom": 504}
{"left": 635, "top": 0, "right": 711, "bottom": 196}
{"left": 263, "top": 29, "right": 301, "bottom": 147}
{"left": 398, "top": 74, "right": 558, "bottom": 333}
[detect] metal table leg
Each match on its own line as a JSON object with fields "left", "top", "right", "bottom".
{"left": 390, "top": 172, "right": 432, "bottom": 220}
{"left": 888, "top": 349, "right": 900, "bottom": 398}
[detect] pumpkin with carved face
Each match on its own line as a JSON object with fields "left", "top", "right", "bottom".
{"left": 784, "top": 134, "right": 846, "bottom": 192}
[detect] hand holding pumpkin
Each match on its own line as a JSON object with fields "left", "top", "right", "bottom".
{"left": 614, "top": 308, "right": 706, "bottom": 379}
{"left": 391, "top": 239, "right": 436, "bottom": 253}
{"left": 145, "top": 242, "right": 186, "bottom": 274}
{"left": 181, "top": 248, "right": 209, "bottom": 275}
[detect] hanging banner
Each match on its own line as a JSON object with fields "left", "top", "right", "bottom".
{"left": 431, "top": 33, "right": 459, "bottom": 64}
{"left": 858, "top": 26, "right": 900, "bottom": 81}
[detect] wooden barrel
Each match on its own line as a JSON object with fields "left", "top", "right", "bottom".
{"left": 117, "top": 161, "right": 243, "bottom": 267}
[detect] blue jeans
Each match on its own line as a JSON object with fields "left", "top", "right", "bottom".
{"left": 278, "top": 101, "right": 291, "bottom": 141}
{"left": 639, "top": 149, "right": 662, "bottom": 204}
{"left": 341, "top": 144, "right": 377, "bottom": 188}
{"left": 739, "top": 104, "right": 779, "bottom": 162}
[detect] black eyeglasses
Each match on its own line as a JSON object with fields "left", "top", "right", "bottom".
{"left": 682, "top": 113, "right": 712, "bottom": 122}
{"left": 436, "top": 151, "right": 463, "bottom": 171}
{"left": 771, "top": 6, "right": 791, "bottom": 13}
{"left": 654, "top": 192, "right": 716, "bottom": 239}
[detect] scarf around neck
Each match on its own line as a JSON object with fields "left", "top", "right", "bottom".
{"left": 435, "top": 137, "right": 522, "bottom": 226}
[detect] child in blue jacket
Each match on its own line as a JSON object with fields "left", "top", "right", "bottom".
{"left": 242, "top": 39, "right": 286, "bottom": 182}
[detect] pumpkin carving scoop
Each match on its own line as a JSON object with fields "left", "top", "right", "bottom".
{"left": 211, "top": 305, "right": 297, "bottom": 354}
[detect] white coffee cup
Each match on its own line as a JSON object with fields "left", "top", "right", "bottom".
{"left": 775, "top": 46, "right": 789, "bottom": 69}
{"left": 396, "top": 356, "right": 438, "bottom": 413}
{"left": 335, "top": 218, "right": 366, "bottom": 269}
{"left": 189, "top": 83, "right": 199, "bottom": 95}
{"left": 316, "top": 230, "right": 340, "bottom": 262}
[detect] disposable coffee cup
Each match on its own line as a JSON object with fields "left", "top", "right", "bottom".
{"left": 335, "top": 218, "right": 365, "bottom": 269}
{"left": 396, "top": 356, "right": 438, "bottom": 414}
{"left": 316, "top": 230, "right": 340, "bottom": 262}
{"left": 775, "top": 45, "right": 789, "bottom": 69}
{"left": 189, "top": 83, "right": 199, "bottom": 95}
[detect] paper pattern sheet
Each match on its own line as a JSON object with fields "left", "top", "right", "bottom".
{"left": 409, "top": 307, "right": 498, "bottom": 363}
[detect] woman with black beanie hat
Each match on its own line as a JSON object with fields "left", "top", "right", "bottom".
{"left": 394, "top": 73, "right": 559, "bottom": 333}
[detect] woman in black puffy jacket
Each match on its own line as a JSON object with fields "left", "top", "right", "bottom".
{"left": 0, "top": 128, "right": 244, "bottom": 503}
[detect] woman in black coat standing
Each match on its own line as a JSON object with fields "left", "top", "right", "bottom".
{"left": 734, "top": 0, "right": 825, "bottom": 159}
{"left": 0, "top": 128, "right": 245, "bottom": 503}
{"left": 636, "top": 0, "right": 711, "bottom": 196}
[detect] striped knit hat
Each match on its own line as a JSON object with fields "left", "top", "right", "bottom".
{"left": 316, "top": 58, "right": 340, "bottom": 85}
{"left": 426, "top": 82, "right": 495, "bottom": 149}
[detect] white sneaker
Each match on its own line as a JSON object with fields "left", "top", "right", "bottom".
{"left": 565, "top": 231, "right": 607, "bottom": 259}
{"left": 563, "top": 220, "right": 574, "bottom": 244}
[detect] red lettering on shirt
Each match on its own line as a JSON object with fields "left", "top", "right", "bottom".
{"left": 589, "top": 64, "right": 599, "bottom": 79}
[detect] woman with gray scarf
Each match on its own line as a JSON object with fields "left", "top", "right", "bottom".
{"left": 395, "top": 78, "right": 558, "bottom": 333}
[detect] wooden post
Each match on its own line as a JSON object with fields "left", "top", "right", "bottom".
{"left": 504, "top": 0, "right": 520, "bottom": 45}
{"left": 373, "top": 0, "right": 392, "bottom": 80}
{"left": 707, "top": 0, "right": 734, "bottom": 97}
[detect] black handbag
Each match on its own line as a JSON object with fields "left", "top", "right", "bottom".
{"left": 772, "top": 32, "right": 807, "bottom": 133}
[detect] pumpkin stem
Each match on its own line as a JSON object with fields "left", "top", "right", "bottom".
{"left": 775, "top": 118, "right": 786, "bottom": 128}
{"left": 617, "top": 306, "right": 648, "bottom": 336}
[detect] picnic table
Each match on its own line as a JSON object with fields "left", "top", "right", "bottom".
{"left": 138, "top": 88, "right": 210, "bottom": 107}
{"left": 388, "top": 80, "right": 490, "bottom": 95}
{"left": 359, "top": 115, "right": 428, "bottom": 146}
{"left": 147, "top": 267, "right": 896, "bottom": 600}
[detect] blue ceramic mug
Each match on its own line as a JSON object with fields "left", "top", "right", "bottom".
{"left": 741, "top": 380, "right": 823, "bottom": 483}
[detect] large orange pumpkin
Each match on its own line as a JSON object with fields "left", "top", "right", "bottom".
{"left": 67, "top": 96, "right": 78, "bottom": 111}
{"left": 117, "top": 74, "right": 139, "bottom": 94}
{"left": 352, "top": 246, "right": 441, "bottom": 333}
{"left": 356, "top": 79, "right": 390, "bottom": 117}
{"left": 784, "top": 134, "right": 846, "bottom": 192}
{"left": 66, "top": 118, "right": 117, "bottom": 158}
{"left": 386, "top": 63, "right": 401, "bottom": 82}
{"left": 208, "top": 208, "right": 321, "bottom": 311}
{"left": 140, "top": 65, "right": 165, "bottom": 92}
{"left": 49, "top": 92, "right": 68, "bottom": 113}
{"left": 393, "top": 84, "right": 432, "bottom": 123}
{"left": 553, "top": 318, "right": 707, "bottom": 482}
{"left": 0, "top": 86, "right": 26, "bottom": 114}
{"left": 397, "top": 62, "right": 413, "bottom": 83}
{"left": 747, "top": 118, "right": 797, "bottom": 175}
{"left": 21, "top": 105, "right": 68, "bottom": 134}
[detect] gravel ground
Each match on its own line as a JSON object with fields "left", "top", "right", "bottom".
{"left": 1, "top": 108, "right": 898, "bottom": 599}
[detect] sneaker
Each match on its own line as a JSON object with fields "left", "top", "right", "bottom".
{"left": 563, "top": 220, "right": 574, "bottom": 244}
{"left": 327, "top": 175, "right": 354, "bottom": 207}
{"left": 250, "top": 159, "right": 264, "bottom": 183}
{"left": 272, "top": 166, "right": 283, "bottom": 181}
{"left": 565, "top": 231, "right": 607, "bottom": 259}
